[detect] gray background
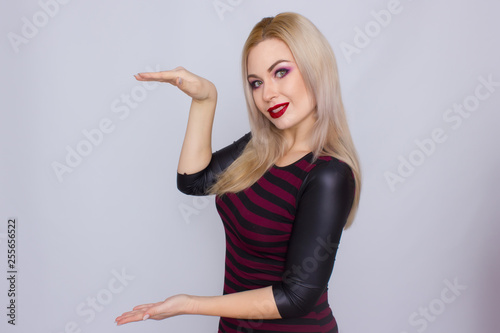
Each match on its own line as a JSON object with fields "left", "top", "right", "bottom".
{"left": 1, "top": 0, "right": 499, "bottom": 332}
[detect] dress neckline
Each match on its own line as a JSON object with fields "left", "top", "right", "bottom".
{"left": 273, "top": 151, "right": 313, "bottom": 169}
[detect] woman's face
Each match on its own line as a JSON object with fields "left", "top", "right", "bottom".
{"left": 247, "top": 38, "right": 316, "bottom": 135}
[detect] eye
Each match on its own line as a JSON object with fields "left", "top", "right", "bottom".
{"left": 250, "top": 80, "right": 263, "bottom": 89}
{"left": 275, "top": 68, "right": 290, "bottom": 79}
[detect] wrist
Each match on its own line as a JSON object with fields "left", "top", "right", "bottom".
{"left": 182, "top": 294, "right": 200, "bottom": 315}
{"left": 192, "top": 81, "right": 217, "bottom": 104}
{"left": 204, "top": 81, "right": 217, "bottom": 102}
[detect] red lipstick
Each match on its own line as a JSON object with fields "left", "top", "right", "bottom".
{"left": 267, "top": 102, "right": 289, "bottom": 119}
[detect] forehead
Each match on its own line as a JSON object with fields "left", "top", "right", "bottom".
{"left": 247, "top": 39, "right": 294, "bottom": 72}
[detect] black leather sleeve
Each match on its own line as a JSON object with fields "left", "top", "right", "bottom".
{"left": 272, "top": 158, "right": 356, "bottom": 318}
{"left": 176, "top": 132, "right": 252, "bottom": 196}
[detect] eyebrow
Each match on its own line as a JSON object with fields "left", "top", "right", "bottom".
{"left": 247, "top": 59, "right": 291, "bottom": 80}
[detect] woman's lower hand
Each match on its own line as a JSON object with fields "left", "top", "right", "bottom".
{"left": 115, "top": 294, "right": 195, "bottom": 326}
{"left": 134, "top": 67, "right": 217, "bottom": 103}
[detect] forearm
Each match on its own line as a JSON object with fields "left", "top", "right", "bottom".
{"left": 187, "top": 286, "right": 281, "bottom": 320}
{"left": 177, "top": 83, "right": 217, "bottom": 175}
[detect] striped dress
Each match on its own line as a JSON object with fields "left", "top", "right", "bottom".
{"left": 178, "top": 134, "right": 354, "bottom": 333}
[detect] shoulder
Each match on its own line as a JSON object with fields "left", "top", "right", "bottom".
{"left": 225, "top": 131, "right": 252, "bottom": 156}
{"left": 310, "top": 156, "right": 354, "bottom": 184}
{"left": 235, "top": 131, "right": 252, "bottom": 145}
{"left": 211, "top": 132, "right": 252, "bottom": 162}
{"left": 299, "top": 157, "right": 355, "bottom": 202}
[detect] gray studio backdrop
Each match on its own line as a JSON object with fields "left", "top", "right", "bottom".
{"left": 1, "top": 0, "right": 499, "bottom": 332}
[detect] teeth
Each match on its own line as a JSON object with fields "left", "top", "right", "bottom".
{"left": 272, "top": 105, "right": 285, "bottom": 113}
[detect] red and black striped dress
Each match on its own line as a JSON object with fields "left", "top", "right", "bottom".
{"left": 177, "top": 133, "right": 355, "bottom": 333}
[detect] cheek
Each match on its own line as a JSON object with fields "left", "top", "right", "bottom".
{"left": 295, "top": 82, "right": 315, "bottom": 110}
{"left": 295, "top": 80, "right": 310, "bottom": 100}
{"left": 306, "top": 91, "right": 316, "bottom": 109}
{"left": 252, "top": 90, "right": 266, "bottom": 113}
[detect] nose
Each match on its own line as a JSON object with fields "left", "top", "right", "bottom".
{"left": 262, "top": 80, "right": 278, "bottom": 102}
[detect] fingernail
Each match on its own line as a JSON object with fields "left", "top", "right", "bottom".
{"left": 143, "top": 314, "right": 150, "bottom": 320}
{"left": 178, "top": 77, "right": 182, "bottom": 85}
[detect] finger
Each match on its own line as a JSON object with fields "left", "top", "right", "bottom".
{"left": 115, "top": 309, "right": 141, "bottom": 321}
{"left": 141, "top": 303, "right": 164, "bottom": 321}
{"left": 115, "top": 310, "right": 145, "bottom": 326}
{"left": 134, "top": 71, "right": 180, "bottom": 85}
{"left": 142, "top": 302, "right": 171, "bottom": 321}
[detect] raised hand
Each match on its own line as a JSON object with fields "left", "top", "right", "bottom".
{"left": 135, "top": 67, "right": 218, "bottom": 173}
{"left": 135, "top": 67, "right": 217, "bottom": 102}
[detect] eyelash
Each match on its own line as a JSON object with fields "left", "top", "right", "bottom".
{"left": 250, "top": 68, "right": 290, "bottom": 89}
{"left": 275, "top": 68, "right": 289, "bottom": 79}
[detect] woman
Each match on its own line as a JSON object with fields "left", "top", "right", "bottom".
{"left": 116, "top": 12, "right": 361, "bottom": 333}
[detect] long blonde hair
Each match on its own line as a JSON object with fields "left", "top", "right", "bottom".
{"left": 209, "top": 12, "right": 361, "bottom": 229}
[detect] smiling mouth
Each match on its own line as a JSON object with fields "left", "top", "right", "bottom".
{"left": 267, "top": 103, "right": 289, "bottom": 119}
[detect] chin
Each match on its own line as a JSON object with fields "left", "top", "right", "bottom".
{"left": 271, "top": 122, "right": 292, "bottom": 131}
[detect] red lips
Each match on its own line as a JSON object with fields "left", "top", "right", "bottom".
{"left": 267, "top": 102, "right": 289, "bottom": 119}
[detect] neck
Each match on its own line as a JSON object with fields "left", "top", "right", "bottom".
{"left": 281, "top": 115, "right": 316, "bottom": 154}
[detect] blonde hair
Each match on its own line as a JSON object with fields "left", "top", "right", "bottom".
{"left": 209, "top": 12, "right": 361, "bottom": 229}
